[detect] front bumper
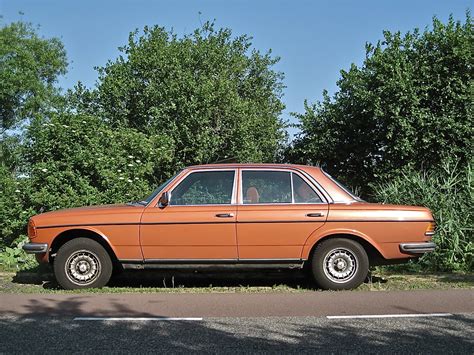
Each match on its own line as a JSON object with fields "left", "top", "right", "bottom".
{"left": 22, "top": 243, "right": 49, "bottom": 254}
{"left": 399, "top": 242, "right": 436, "bottom": 254}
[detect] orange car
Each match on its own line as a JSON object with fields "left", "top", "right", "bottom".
{"left": 23, "top": 164, "right": 435, "bottom": 290}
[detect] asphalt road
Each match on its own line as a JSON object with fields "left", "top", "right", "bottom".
{"left": 1, "top": 290, "right": 473, "bottom": 353}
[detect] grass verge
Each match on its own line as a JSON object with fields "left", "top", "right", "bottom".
{"left": 0, "top": 268, "right": 472, "bottom": 294}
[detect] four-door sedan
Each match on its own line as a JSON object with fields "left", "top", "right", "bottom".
{"left": 23, "top": 164, "right": 436, "bottom": 290}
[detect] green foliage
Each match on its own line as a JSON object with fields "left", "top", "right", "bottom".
{"left": 87, "top": 21, "right": 286, "bottom": 176}
{"left": 0, "top": 164, "right": 34, "bottom": 246}
{"left": 0, "top": 235, "right": 37, "bottom": 271}
{"left": 0, "top": 21, "right": 67, "bottom": 131}
{"left": 373, "top": 160, "right": 473, "bottom": 272}
{"left": 23, "top": 111, "right": 174, "bottom": 211}
{"left": 289, "top": 14, "right": 473, "bottom": 195}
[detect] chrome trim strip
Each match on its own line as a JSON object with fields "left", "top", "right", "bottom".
{"left": 400, "top": 242, "right": 436, "bottom": 254}
{"left": 166, "top": 168, "right": 238, "bottom": 207}
{"left": 22, "top": 243, "right": 48, "bottom": 254}
{"left": 120, "top": 258, "right": 305, "bottom": 264}
{"left": 36, "top": 219, "right": 435, "bottom": 229}
{"left": 294, "top": 168, "right": 333, "bottom": 204}
{"left": 239, "top": 168, "right": 328, "bottom": 205}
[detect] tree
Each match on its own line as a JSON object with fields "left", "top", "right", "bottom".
{"left": 23, "top": 112, "right": 174, "bottom": 212}
{"left": 288, "top": 14, "right": 473, "bottom": 195}
{"left": 0, "top": 21, "right": 67, "bottom": 132}
{"left": 80, "top": 22, "right": 286, "bottom": 177}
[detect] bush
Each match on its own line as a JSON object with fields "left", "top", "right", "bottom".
{"left": 0, "top": 235, "right": 37, "bottom": 271}
{"left": 372, "top": 160, "right": 473, "bottom": 272}
{"left": 289, "top": 14, "right": 473, "bottom": 196}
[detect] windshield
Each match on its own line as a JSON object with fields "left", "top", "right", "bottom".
{"left": 322, "top": 170, "right": 364, "bottom": 202}
{"left": 139, "top": 172, "right": 181, "bottom": 205}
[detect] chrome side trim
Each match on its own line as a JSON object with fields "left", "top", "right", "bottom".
{"left": 22, "top": 243, "right": 48, "bottom": 254}
{"left": 166, "top": 168, "right": 238, "bottom": 207}
{"left": 239, "top": 168, "right": 329, "bottom": 205}
{"left": 400, "top": 242, "right": 436, "bottom": 254}
{"left": 120, "top": 258, "right": 305, "bottom": 264}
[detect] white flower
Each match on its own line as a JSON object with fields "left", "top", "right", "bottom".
{"left": 62, "top": 124, "right": 69, "bottom": 128}
{"left": 127, "top": 179, "right": 133, "bottom": 183}
{"left": 135, "top": 159, "right": 141, "bottom": 163}
{"left": 82, "top": 121, "right": 87, "bottom": 124}
{"left": 119, "top": 177, "right": 124, "bottom": 180}
{"left": 15, "top": 189, "right": 21, "bottom": 193}
{"left": 41, "top": 168, "right": 48, "bottom": 173}
{"left": 128, "top": 155, "right": 134, "bottom": 158}
{"left": 134, "top": 177, "right": 139, "bottom": 180}
{"left": 127, "top": 163, "right": 133, "bottom": 167}
{"left": 117, "top": 169, "right": 122, "bottom": 173}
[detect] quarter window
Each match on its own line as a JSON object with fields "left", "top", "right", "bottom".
{"left": 292, "top": 173, "right": 322, "bottom": 203}
{"left": 242, "top": 171, "right": 292, "bottom": 204}
{"left": 170, "top": 171, "right": 235, "bottom": 205}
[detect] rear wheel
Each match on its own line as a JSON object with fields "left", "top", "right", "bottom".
{"left": 311, "top": 238, "right": 369, "bottom": 290}
{"left": 54, "top": 238, "right": 113, "bottom": 290}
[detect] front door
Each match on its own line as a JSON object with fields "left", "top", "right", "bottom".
{"left": 140, "top": 169, "right": 238, "bottom": 260}
{"left": 236, "top": 169, "right": 328, "bottom": 260}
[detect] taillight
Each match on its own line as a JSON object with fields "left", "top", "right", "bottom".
{"left": 28, "top": 219, "right": 36, "bottom": 239}
{"left": 425, "top": 221, "right": 436, "bottom": 237}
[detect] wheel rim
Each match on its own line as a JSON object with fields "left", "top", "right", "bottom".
{"left": 323, "top": 248, "right": 358, "bottom": 284}
{"left": 65, "top": 250, "right": 101, "bottom": 286}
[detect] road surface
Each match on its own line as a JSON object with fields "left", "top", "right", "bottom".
{"left": 1, "top": 289, "right": 473, "bottom": 353}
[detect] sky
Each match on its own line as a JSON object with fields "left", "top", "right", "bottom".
{"left": 1, "top": 0, "right": 471, "bottom": 136}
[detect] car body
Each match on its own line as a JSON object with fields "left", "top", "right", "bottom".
{"left": 23, "top": 163, "right": 436, "bottom": 290}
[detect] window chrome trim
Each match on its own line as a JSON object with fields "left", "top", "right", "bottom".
{"left": 239, "top": 168, "right": 328, "bottom": 206}
{"left": 165, "top": 168, "right": 238, "bottom": 207}
{"left": 295, "top": 168, "right": 333, "bottom": 203}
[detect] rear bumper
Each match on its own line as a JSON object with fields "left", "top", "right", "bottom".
{"left": 399, "top": 242, "right": 436, "bottom": 254}
{"left": 22, "top": 243, "right": 49, "bottom": 254}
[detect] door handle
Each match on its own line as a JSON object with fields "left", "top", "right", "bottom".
{"left": 215, "top": 213, "right": 234, "bottom": 218}
{"left": 306, "top": 213, "right": 324, "bottom": 217}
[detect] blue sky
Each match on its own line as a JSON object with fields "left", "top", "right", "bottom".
{"left": 1, "top": 0, "right": 471, "bottom": 135}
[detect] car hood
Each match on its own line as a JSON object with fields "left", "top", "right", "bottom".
{"left": 31, "top": 203, "right": 145, "bottom": 228}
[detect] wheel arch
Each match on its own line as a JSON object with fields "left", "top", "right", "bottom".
{"left": 49, "top": 228, "right": 119, "bottom": 266}
{"left": 304, "top": 232, "right": 387, "bottom": 266}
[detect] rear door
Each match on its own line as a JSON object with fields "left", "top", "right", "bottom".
{"left": 140, "top": 169, "right": 238, "bottom": 260}
{"left": 236, "top": 169, "right": 328, "bottom": 260}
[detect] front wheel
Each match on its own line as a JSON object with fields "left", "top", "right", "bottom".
{"left": 53, "top": 238, "right": 113, "bottom": 290}
{"left": 311, "top": 238, "right": 369, "bottom": 290}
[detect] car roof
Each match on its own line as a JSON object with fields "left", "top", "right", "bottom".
{"left": 186, "top": 163, "right": 321, "bottom": 171}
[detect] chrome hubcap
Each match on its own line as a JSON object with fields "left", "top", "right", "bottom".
{"left": 65, "top": 250, "right": 101, "bottom": 286}
{"left": 323, "top": 248, "right": 358, "bottom": 283}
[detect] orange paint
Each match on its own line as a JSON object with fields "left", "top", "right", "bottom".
{"left": 27, "top": 164, "right": 435, "bottom": 266}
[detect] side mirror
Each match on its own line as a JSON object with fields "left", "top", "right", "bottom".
{"left": 158, "top": 191, "right": 169, "bottom": 208}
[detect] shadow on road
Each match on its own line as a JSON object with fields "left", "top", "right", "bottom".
{"left": 0, "top": 296, "right": 472, "bottom": 353}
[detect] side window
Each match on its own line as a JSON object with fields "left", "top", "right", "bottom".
{"left": 292, "top": 173, "right": 322, "bottom": 203}
{"left": 242, "top": 171, "right": 292, "bottom": 204}
{"left": 170, "top": 171, "right": 235, "bottom": 205}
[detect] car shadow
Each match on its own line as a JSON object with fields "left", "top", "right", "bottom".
{"left": 11, "top": 267, "right": 321, "bottom": 291}
{"left": 10, "top": 267, "right": 388, "bottom": 291}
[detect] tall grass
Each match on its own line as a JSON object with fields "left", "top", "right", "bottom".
{"left": 372, "top": 160, "right": 473, "bottom": 272}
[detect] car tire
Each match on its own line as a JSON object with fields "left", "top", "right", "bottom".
{"left": 311, "top": 238, "right": 369, "bottom": 290}
{"left": 54, "top": 238, "right": 113, "bottom": 290}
